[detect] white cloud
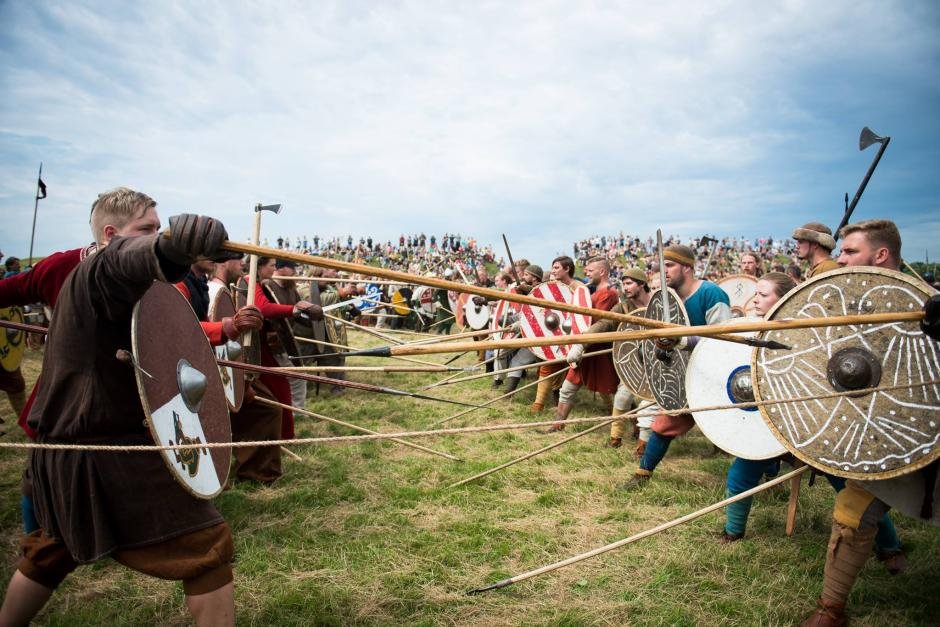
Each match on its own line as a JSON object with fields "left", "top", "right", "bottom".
{"left": 1, "top": 0, "right": 937, "bottom": 263}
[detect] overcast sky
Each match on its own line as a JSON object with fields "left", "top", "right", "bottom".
{"left": 1, "top": 1, "right": 938, "bottom": 265}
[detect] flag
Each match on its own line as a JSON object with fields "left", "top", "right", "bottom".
{"left": 37, "top": 177, "right": 47, "bottom": 199}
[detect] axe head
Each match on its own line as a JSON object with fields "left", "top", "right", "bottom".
{"left": 859, "top": 127, "right": 887, "bottom": 151}
{"left": 255, "top": 203, "right": 282, "bottom": 214}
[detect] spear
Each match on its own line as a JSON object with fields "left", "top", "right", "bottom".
{"left": 311, "top": 309, "right": 922, "bottom": 359}
{"left": 211, "top": 240, "right": 781, "bottom": 350}
{"left": 218, "top": 359, "right": 486, "bottom": 409}
{"left": 426, "top": 348, "right": 612, "bottom": 388}
{"left": 466, "top": 465, "right": 810, "bottom": 594}
{"left": 255, "top": 397, "right": 460, "bottom": 462}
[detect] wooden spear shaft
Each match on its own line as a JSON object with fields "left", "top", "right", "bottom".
{"left": 331, "top": 310, "right": 924, "bottom": 357}
{"left": 216, "top": 240, "right": 756, "bottom": 346}
{"left": 466, "top": 465, "right": 810, "bottom": 594}
{"left": 447, "top": 402, "right": 653, "bottom": 489}
{"left": 255, "top": 397, "right": 461, "bottom": 462}
{"left": 428, "top": 348, "right": 612, "bottom": 388}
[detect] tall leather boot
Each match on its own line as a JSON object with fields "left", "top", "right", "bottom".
{"left": 540, "top": 401, "right": 572, "bottom": 433}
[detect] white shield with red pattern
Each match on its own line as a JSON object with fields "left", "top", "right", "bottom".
{"left": 517, "top": 281, "right": 592, "bottom": 361}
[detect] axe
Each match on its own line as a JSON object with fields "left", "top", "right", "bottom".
{"left": 244, "top": 203, "right": 281, "bottom": 348}
{"left": 834, "top": 127, "right": 890, "bottom": 241}
{"left": 698, "top": 235, "right": 719, "bottom": 280}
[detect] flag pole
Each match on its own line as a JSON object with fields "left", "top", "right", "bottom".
{"left": 27, "top": 162, "right": 45, "bottom": 264}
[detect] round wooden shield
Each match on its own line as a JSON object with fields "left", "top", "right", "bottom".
{"left": 641, "top": 288, "right": 690, "bottom": 410}
{"left": 753, "top": 267, "right": 940, "bottom": 480}
{"left": 262, "top": 283, "right": 302, "bottom": 364}
{"left": 490, "top": 288, "right": 521, "bottom": 341}
{"left": 354, "top": 283, "right": 382, "bottom": 311}
{"left": 326, "top": 315, "right": 348, "bottom": 353}
{"left": 464, "top": 295, "right": 491, "bottom": 330}
{"left": 132, "top": 282, "right": 231, "bottom": 499}
{"left": 687, "top": 317, "right": 786, "bottom": 460}
{"left": 718, "top": 274, "right": 759, "bottom": 317}
{"left": 0, "top": 306, "right": 26, "bottom": 372}
{"left": 391, "top": 287, "right": 413, "bottom": 315}
{"left": 860, "top": 473, "right": 940, "bottom": 527}
{"left": 412, "top": 286, "right": 436, "bottom": 318}
{"left": 613, "top": 307, "right": 653, "bottom": 401}
{"left": 207, "top": 282, "right": 246, "bottom": 412}
{"left": 517, "top": 281, "right": 591, "bottom": 361}
{"left": 234, "top": 276, "right": 261, "bottom": 367}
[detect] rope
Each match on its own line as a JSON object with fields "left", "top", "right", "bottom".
{"left": 3, "top": 378, "right": 936, "bottom": 452}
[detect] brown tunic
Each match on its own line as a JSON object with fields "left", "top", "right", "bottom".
{"left": 808, "top": 257, "right": 840, "bottom": 278}
{"left": 28, "top": 235, "right": 223, "bottom": 563}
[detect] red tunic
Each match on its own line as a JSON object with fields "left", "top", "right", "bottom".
{"left": 566, "top": 284, "right": 619, "bottom": 394}
{"left": 0, "top": 246, "right": 93, "bottom": 439}
{"left": 248, "top": 279, "right": 296, "bottom": 439}
{"left": 173, "top": 282, "right": 227, "bottom": 345}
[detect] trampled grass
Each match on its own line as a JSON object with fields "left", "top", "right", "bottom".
{"left": 0, "top": 329, "right": 937, "bottom": 625}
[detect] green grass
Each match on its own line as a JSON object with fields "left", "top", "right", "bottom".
{"left": 0, "top": 330, "right": 937, "bottom": 625}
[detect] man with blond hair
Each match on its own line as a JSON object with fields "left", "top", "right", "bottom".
{"left": 0, "top": 189, "right": 240, "bottom": 626}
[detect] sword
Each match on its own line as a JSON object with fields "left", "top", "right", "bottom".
{"left": 656, "top": 229, "right": 671, "bottom": 324}
{"left": 502, "top": 233, "right": 522, "bottom": 287}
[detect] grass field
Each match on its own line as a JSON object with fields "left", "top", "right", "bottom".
{"left": 0, "top": 328, "right": 937, "bottom": 626}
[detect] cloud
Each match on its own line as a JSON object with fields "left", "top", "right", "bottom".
{"left": 1, "top": 1, "right": 938, "bottom": 264}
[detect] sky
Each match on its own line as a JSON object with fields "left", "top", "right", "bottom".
{"left": 1, "top": 1, "right": 938, "bottom": 265}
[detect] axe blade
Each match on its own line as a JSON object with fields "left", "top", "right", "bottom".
{"left": 859, "top": 126, "right": 886, "bottom": 151}
{"left": 257, "top": 203, "right": 282, "bottom": 214}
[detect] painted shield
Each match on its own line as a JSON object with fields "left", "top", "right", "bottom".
{"left": 464, "top": 295, "right": 491, "bottom": 330}
{"left": 517, "top": 281, "right": 591, "bottom": 361}
{"left": 354, "top": 283, "right": 382, "bottom": 311}
{"left": 687, "top": 317, "right": 786, "bottom": 460}
{"left": 391, "top": 287, "right": 413, "bottom": 315}
{"left": 613, "top": 307, "right": 653, "bottom": 401}
{"left": 132, "top": 282, "right": 231, "bottom": 499}
{"left": 718, "top": 274, "right": 759, "bottom": 317}
{"left": 412, "top": 285, "right": 436, "bottom": 318}
{"left": 752, "top": 267, "right": 940, "bottom": 480}
{"left": 861, "top": 474, "right": 940, "bottom": 527}
{"left": 455, "top": 292, "right": 470, "bottom": 328}
{"left": 262, "top": 283, "right": 302, "bottom": 365}
{"left": 641, "top": 288, "right": 690, "bottom": 410}
{"left": 0, "top": 306, "right": 26, "bottom": 372}
{"left": 490, "top": 287, "right": 521, "bottom": 341}
{"left": 234, "top": 277, "right": 261, "bottom": 367}
{"left": 207, "top": 282, "right": 246, "bottom": 412}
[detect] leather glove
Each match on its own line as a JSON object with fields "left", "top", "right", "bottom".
{"left": 922, "top": 294, "right": 940, "bottom": 341}
{"left": 509, "top": 320, "right": 522, "bottom": 333}
{"left": 222, "top": 305, "right": 263, "bottom": 340}
{"left": 566, "top": 343, "right": 585, "bottom": 368}
{"left": 294, "top": 300, "right": 324, "bottom": 321}
{"left": 159, "top": 214, "right": 236, "bottom": 264}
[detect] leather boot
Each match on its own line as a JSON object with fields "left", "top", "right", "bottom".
{"left": 504, "top": 377, "right": 521, "bottom": 394}
{"left": 800, "top": 598, "right": 846, "bottom": 627}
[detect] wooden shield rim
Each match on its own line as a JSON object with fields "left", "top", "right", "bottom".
{"left": 752, "top": 266, "right": 939, "bottom": 480}
{"left": 613, "top": 307, "right": 654, "bottom": 401}
{"left": 207, "top": 285, "right": 246, "bottom": 412}
{"left": 132, "top": 282, "right": 231, "bottom": 499}
{"left": 0, "top": 306, "right": 26, "bottom": 372}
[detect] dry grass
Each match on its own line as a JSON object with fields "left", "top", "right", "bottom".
{"left": 0, "top": 330, "right": 937, "bottom": 625}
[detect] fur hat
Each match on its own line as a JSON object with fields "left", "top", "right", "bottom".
{"left": 792, "top": 222, "right": 836, "bottom": 251}
{"left": 621, "top": 268, "right": 648, "bottom": 284}
{"left": 663, "top": 245, "right": 696, "bottom": 267}
{"left": 524, "top": 264, "right": 544, "bottom": 281}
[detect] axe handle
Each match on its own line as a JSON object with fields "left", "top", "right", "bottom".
{"left": 835, "top": 136, "right": 890, "bottom": 241}
{"left": 244, "top": 209, "right": 264, "bottom": 348}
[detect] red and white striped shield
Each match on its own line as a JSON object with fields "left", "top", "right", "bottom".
{"left": 490, "top": 287, "right": 521, "bottom": 341}
{"left": 517, "top": 281, "right": 592, "bottom": 361}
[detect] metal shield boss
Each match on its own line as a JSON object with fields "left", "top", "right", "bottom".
{"left": 0, "top": 306, "right": 26, "bottom": 372}
{"left": 718, "top": 274, "right": 759, "bottom": 317}
{"left": 516, "top": 281, "right": 591, "bottom": 361}
{"left": 753, "top": 267, "right": 939, "bottom": 480}
{"left": 132, "top": 282, "right": 231, "bottom": 499}
{"left": 612, "top": 307, "right": 653, "bottom": 401}
{"left": 641, "top": 288, "right": 690, "bottom": 411}
{"left": 207, "top": 282, "right": 246, "bottom": 412}
{"left": 686, "top": 317, "right": 786, "bottom": 460}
